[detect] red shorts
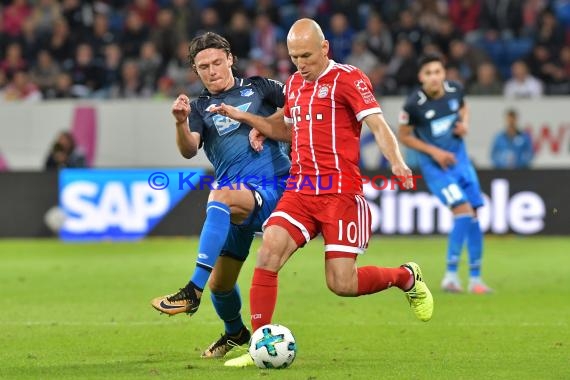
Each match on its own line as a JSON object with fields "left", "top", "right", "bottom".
{"left": 264, "top": 192, "right": 371, "bottom": 254}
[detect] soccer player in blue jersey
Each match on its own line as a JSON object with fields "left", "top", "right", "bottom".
{"left": 151, "top": 32, "right": 291, "bottom": 357}
{"left": 398, "top": 54, "right": 492, "bottom": 294}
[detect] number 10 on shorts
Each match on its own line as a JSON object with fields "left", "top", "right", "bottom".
{"left": 338, "top": 219, "right": 358, "bottom": 244}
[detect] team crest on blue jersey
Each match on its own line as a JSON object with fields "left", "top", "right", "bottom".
{"left": 240, "top": 88, "right": 254, "bottom": 97}
{"left": 448, "top": 99, "right": 459, "bottom": 112}
{"left": 213, "top": 102, "right": 251, "bottom": 136}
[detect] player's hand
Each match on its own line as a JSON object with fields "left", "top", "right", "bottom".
{"left": 249, "top": 128, "right": 265, "bottom": 152}
{"left": 453, "top": 121, "right": 468, "bottom": 137}
{"left": 431, "top": 149, "right": 457, "bottom": 169}
{"left": 391, "top": 162, "right": 414, "bottom": 189}
{"left": 210, "top": 103, "right": 243, "bottom": 121}
{"left": 172, "top": 94, "right": 190, "bottom": 124}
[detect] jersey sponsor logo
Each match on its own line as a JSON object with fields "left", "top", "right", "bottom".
{"left": 448, "top": 99, "right": 459, "bottom": 111}
{"left": 317, "top": 84, "right": 330, "bottom": 98}
{"left": 240, "top": 88, "right": 254, "bottom": 97}
{"left": 430, "top": 114, "right": 456, "bottom": 137}
{"left": 213, "top": 102, "right": 251, "bottom": 136}
{"left": 354, "top": 79, "right": 375, "bottom": 104}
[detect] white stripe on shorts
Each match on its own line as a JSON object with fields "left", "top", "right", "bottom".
{"left": 324, "top": 244, "right": 365, "bottom": 254}
{"left": 263, "top": 211, "right": 311, "bottom": 243}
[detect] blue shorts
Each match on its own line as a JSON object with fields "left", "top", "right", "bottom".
{"left": 421, "top": 160, "right": 483, "bottom": 209}
{"left": 220, "top": 183, "right": 285, "bottom": 262}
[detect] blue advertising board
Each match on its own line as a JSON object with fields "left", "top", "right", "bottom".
{"left": 59, "top": 168, "right": 205, "bottom": 241}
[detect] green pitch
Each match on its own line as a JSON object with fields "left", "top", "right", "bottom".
{"left": 0, "top": 237, "right": 568, "bottom": 380}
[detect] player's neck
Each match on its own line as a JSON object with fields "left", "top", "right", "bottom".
{"left": 423, "top": 86, "right": 445, "bottom": 99}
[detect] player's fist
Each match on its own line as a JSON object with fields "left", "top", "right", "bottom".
{"left": 249, "top": 128, "right": 265, "bottom": 152}
{"left": 431, "top": 148, "right": 457, "bottom": 169}
{"left": 172, "top": 94, "right": 191, "bottom": 124}
{"left": 210, "top": 103, "right": 243, "bottom": 121}
{"left": 391, "top": 163, "right": 414, "bottom": 189}
{"left": 453, "top": 121, "right": 468, "bottom": 137}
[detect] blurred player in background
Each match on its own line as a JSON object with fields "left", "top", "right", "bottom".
{"left": 151, "top": 32, "right": 290, "bottom": 358}
{"left": 212, "top": 18, "right": 434, "bottom": 368}
{"left": 398, "top": 54, "right": 492, "bottom": 294}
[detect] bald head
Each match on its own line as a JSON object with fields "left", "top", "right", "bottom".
{"left": 287, "top": 18, "right": 325, "bottom": 44}
{"left": 287, "top": 18, "right": 330, "bottom": 81}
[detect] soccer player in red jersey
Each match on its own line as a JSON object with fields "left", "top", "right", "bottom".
{"left": 212, "top": 19, "right": 434, "bottom": 367}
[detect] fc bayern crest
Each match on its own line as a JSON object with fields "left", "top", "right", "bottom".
{"left": 317, "top": 85, "right": 330, "bottom": 98}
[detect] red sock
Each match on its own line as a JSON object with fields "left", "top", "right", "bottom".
{"left": 357, "top": 266, "right": 412, "bottom": 295}
{"left": 250, "top": 268, "right": 278, "bottom": 331}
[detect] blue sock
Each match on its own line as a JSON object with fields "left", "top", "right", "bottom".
{"left": 211, "top": 285, "right": 245, "bottom": 335}
{"left": 467, "top": 218, "right": 483, "bottom": 278}
{"left": 447, "top": 215, "right": 472, "bottom": 273}
{"left": 190, "top": 201, "right": 231, "bottom": 290}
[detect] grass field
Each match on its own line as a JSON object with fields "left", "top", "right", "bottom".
{"left": 0, "top": 236, "right": 569, "bottom": 380}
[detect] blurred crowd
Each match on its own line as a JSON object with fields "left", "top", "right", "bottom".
{"left": 1, "top": 0, "right": 569, "bottom": 102}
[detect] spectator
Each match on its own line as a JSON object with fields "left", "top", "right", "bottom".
{"left": 0, "top": 42, "right": 28, "bottom": 79}
{"left": 251, "top": 12, "right": 285, "bottom": 66}
{"left": 46, "top": 17, "right": 75, "bottom": 67}
{"left": 357, "top": 13, "right": 393, "bottom": 63}
{"left": 120, "top": 11, "right": 149, "bottom": 59}
{"left": 468, "top": 61, "right": 503, "bottom": 95}
{"left": 150, "top": 8, "right": 179, "bottom": 66}
{"left": 386, "top": 38, "right": 418, "bottom": 94}
{"left": 392, "top": 9, "right": 425, "bottom": 52}
{"left": 137, "top": 41, "right": 163, "bottom": 93}
{"left": 224, "top": 10, "right": 252, "bottom": 62}
{"left": 44, "top": 72, "right": 77, "bottom": 99}
{"left": 30, "top": 0, "right": 62, "bottom": 37}
{"left": 45, "top": 131, "right": 86, "bottom": 170}
{"left": 84, "top": 13, "right": 117, "bottom": 59}
{"left": 504, "top": 59, "right": 544, "bottom": 97}
{"left": 2, "top": 0, "right": 32, "bottom": 38}
{"left": 448, "top": 0, "right": 482, "bottom": 41}
{"left": 491, "top": 109, "right": 534, "bottom": 169}
{"left": 30, "top": 49, "right": 61, "bottom": 96}
{"left": 1, "top": 70, "right": 42, "bottom": 102}
{"left": 345, "top": 34, "right": 379, "bottom": 76}
{"left": 326, "top": 13, "right": 354, "bottom": 63}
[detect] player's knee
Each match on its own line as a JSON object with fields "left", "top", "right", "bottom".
{"left": 209, "top": 189, "right": 232, "bottom": 205}
{"left": 256, "top": 242, "right": 281, "bottom": 271}
{"left": 326, "top": 277, "right": 355, "bottom": 297}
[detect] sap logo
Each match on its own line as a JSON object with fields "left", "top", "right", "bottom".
{"left": 61, "top": 181, "right": 170, "bottom": 234}
{"left": 213, "top": 102, "right": 251, "bottom": 136}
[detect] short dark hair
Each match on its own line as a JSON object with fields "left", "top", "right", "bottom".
{"left": 188, "top": 32, "right": 234, "bottom": 70}
{"left": 506, "top": 108, "right": 518, "bottom": 117}
{"left": 418, "top": 53, "right": 445, "bottom": 70}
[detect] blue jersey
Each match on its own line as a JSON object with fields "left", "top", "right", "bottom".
{"left": 401, "top": 81, "right": 483, "bottom": 208}
{"left": 401, "top": 81, "right": 468, "bottom": 168}
{"left": 189, "top": 76, "right": 290, "bottom": 185}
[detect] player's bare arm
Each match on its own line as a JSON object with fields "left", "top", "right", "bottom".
{"left": 398, "top": 124, "right": 457, "bottom": 169}
{"left": 172, "top": 94, "right": 201, "bottom": 159}
{"left": 453, "top": 104, "right": 469, "bottom": 137}
{"left": 364, "top": 113, "right": 414, "bottom": 189}
{"left": 210, "top": 104, "right": 292, "bottom": 142}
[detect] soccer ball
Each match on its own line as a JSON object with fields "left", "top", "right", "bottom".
{"left": 248, "top": 324, "right": 297, "bottom": 369}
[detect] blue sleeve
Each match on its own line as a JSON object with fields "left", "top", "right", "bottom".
{"left": 251, "top": 76, "right": 285, "bottom": 108}
{"left": 188, "top": 99, "right": 205, "bottom": 148}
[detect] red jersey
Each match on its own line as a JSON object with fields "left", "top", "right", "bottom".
{"left": 283, "top": 61, "right": 382, "bottom": 195}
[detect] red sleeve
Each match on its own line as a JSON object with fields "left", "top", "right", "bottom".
{"left": 338, "top": 68, "right": 383, "bottom": 122}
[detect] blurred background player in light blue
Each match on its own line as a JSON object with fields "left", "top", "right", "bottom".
{"left": 491, "top": 108, "right": 534, "bottom": 169}
{"left": 398, "top": 54, "right": 492, "bottom": 294}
